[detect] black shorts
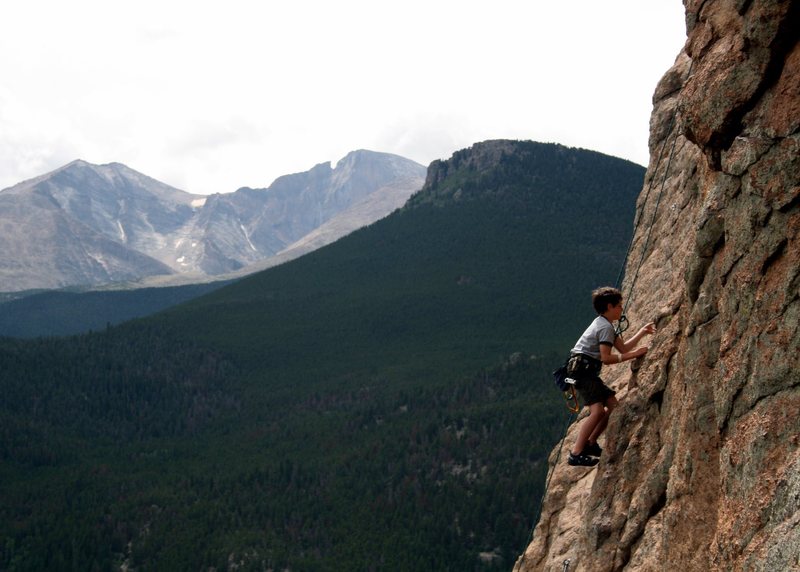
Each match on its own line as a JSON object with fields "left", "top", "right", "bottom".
{"left": 567, "top": 353, "right": 616, "bottom": 406}
{"left": 575, "top": 375, "right": 616, "bottom": 406}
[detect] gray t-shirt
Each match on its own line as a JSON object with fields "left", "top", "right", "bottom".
{"left": 571, "top": 316, "right": 616, "bottom": 359}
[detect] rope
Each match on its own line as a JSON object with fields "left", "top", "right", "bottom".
{"left": 614, "top": 114, "right": 676, "bottom": 290}
{"left": 614, "top": 60, "right": 694, "bottom": 330}
{"left": 518, "top": 57, "right": 695, "bottom": 572}
{"left": 615, "top": 60, "right": 695, "bottom": 568}
{"left": 518, "top": 408, "right": 577, "bottom": 566}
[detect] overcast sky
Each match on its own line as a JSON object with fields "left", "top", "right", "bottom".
{"left": 1, "top": 1, "right": 686, "bottom": 196}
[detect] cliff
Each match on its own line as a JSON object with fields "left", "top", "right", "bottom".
{"left": 515, "top": 1, "right": 799, "bottom": 570}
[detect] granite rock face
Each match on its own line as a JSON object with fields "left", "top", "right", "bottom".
{"left": 515, "top": 1, "right": 799, "bottom": 570}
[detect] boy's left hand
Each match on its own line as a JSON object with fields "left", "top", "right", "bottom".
{"left": 640, "top": 322, "right": 656, "bottom": 336}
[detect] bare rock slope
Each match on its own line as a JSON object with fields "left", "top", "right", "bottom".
{"left": 515, "top": 1, "right": 799, "bottom": 570}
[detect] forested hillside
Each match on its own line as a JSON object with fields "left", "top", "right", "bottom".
{"left": 0, "top": 282, "right": 231, "bottom": 338}
{"left": 0, "top": 140, "right": 644, "bottom": 571}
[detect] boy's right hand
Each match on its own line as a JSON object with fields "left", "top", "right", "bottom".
{"left": 633, "top": 347, "right": 648, "bottom": 358}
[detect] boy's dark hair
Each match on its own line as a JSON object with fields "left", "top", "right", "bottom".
{"left": 592, "top": 286, "right": 622, "bottom": 314}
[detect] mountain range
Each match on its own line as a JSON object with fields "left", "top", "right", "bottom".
{"left": 0, "top": 150, "right": 425, "bottom": 292}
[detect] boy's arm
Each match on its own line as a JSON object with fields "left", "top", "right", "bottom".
{"left": 609, "top": 337, "right": 649, "bottom": 363}
{"left": 600, "top": 342, "right": 644, "bottom": 364}
{"left": 614, "top": 322, "right": 656, "bottom": 353}
{"left": 600, "top": 343, "right": 618, "bottom": 364}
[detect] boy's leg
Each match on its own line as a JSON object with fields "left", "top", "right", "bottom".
{"left": 571, "top": 402, "right": 606, "bottom": 455}
{"left": 588, "top": 395, "right": 618, "bottom": 445}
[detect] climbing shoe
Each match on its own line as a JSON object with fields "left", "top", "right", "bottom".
{"left": 568, "top": 452, "right": 599, "bottom": 467}
{"left": 583, "top": 442, "right": 603, "bottom": 457}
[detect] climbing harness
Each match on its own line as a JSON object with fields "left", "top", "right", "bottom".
{"left": 614, "top": 60, "right": 695, "bottom": 335}
{"left": 555, "top": 364, "right": 579, "bottom": 412}
{"left": 553, "top": 360, "right": 582, "bottom": 413}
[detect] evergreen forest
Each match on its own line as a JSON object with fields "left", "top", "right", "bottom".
{"left": 0, "top": 281, "right": 231, "bottom": 338}
{"left": 0, "top": 141, "right": 645, "bottom": 571}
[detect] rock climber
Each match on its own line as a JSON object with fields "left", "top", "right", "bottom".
{"left": 566, "top": 286, "right": 656, "bottom": 466}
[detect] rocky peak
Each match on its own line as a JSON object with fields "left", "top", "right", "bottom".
{"left": 406, "top": 139, "right": 631, "bottom": 210}
{"left": 515, "top": 1, "right": 799, "bottom": 571}
{"left": 421, "top": 139, "right": 519, "bottom": 190}
{"left": 0, "top": 151, "right": 426, "bottom": 291}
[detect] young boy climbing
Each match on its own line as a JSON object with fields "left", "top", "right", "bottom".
{"left": 566, "top": 287, "right": 656, "bottom": 467}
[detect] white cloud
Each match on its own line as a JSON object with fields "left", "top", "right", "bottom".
{"left": 0, "top": 0, "right": 686, "bottom": 194}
